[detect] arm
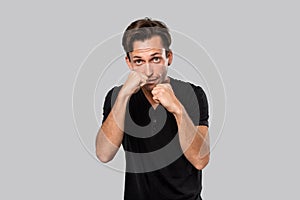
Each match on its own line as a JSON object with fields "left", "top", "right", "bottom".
{"left": 95, "top": 71, "right": 147, "bottom": 163}
{"left": 173, "top": 107, "right": 210, "bottom": 170}
{"left": 152, "top": 84, "right": 210, "bottom": 170}
{"left": 95, "top": 91, "right": 129, "bottom": 163}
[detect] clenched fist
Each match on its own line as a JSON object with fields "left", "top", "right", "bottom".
{"left": 120, "top": 71, "right": 148, "bottom": 97}
{"left": 151, "top": 83, "right": 182, "bottom": 115}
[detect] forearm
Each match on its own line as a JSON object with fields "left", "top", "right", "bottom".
{"left": 173, "top": 105, "right": 210, "bottom": 170}
{"left": 96, "top": 90, "right": 130, "bottom": 163}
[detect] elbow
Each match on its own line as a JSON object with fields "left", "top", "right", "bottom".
{"left": 194, "top": 155, "right": 210, "bottom": 170}
{"left": 96, "top": 151, "right": 113, "bottom": 163}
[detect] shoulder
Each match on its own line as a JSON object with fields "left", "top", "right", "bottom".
{"left": 169, "top": 77, "right": 206, "bottom": 96}
{"left": 103, "top": 85, "right": 123, "bottom": 105}
{"left": 105, "top": 85, "right": 123, "bottom": 97}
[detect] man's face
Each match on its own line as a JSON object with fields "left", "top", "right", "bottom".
{"left": 126, "top": 36, "right": 173, "bottom": 91}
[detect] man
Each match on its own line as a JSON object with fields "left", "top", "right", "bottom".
{"left": 96, "top": 18, "right": 210, "bottom": 200}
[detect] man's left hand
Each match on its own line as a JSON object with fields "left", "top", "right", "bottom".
{"left": 151, "top": 83, "right": 182, "bottom": 114}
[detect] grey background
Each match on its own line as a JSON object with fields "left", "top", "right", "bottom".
{"left": 1, "top": 0, "right": 299, "bottom": 199}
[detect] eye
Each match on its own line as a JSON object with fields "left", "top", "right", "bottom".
{"left": 152, "top": 57, "right": 161, "bottom": 63}
{"left": 133, "top": 59, "right": 144, "bottom": 66}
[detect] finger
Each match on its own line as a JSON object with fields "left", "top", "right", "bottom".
{"left": 136, "top": 72, "right": 147, "bottom": 80}
{"left": 151, "top": 87, "right": 163, "bottom": 96}
{"left": 157, "top": 83, "right": 172, "bottom": 91}
{"left": 153, "top": 99, "right": 160, "bottom": 104}
{"left": 139, "top": 74, "right": 148, "bottom": 86}
{"left": 140, "top": 77, "right": 147, "bottom": 86}
{"left": 140, "top": 73, "right": 148, "bottom": 80}
{"left": 140, "top": 80, "right": 147, "bottom": 87}
{"left": 151, "top": 88, "right": 159, "bottom": 95}
{"left": 153, "top": 96, "right": 160, "bottom": 104}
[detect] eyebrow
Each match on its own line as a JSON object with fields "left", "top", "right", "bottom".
{"left": 132, "top": 52, "right": 162, "bottom": 59}
{"left": 150, "top": 52, "right": 161, "bottom": 56}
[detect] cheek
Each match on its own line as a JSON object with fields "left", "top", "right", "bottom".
{"left": 155, "top": 66, "right": 167, "bottom": 75}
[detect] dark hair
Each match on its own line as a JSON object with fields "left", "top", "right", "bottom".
{"left": 122, "top": 17, "right": 172, "bottom": 59}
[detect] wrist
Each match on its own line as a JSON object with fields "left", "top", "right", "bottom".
{"left": 114, "top": 89, "right": 131, "bottom": 107}
{"left": 119, "top": 87, "right": 133, "bottom": 99}
{"left": 173, "top": 102, "right": 183, "bottom": 119}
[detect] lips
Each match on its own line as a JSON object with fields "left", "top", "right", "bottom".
{"left": 146, "top": 78, "right": 158, "bottom": 84}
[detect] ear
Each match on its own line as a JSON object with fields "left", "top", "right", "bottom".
{"left": 167, "top": 50, "right": 173, "bottom": 66}
{"left": 125, "top": 55, "right": 133, "bottom": 70}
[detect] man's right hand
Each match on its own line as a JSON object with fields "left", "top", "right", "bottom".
{"left": 120, "top": 71, "right": 148, "bottom": 97}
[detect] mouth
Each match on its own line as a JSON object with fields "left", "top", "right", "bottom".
{"left": 146, "top": 78, "right": 158, "bottom": 84}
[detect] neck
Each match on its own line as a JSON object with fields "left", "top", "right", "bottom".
{"left": 141, "top": 87, "right": 153, "bottom": 100}
{"left": 141, "top": 87, "right": 159, "bottom": 108}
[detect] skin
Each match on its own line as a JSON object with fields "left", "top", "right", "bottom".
{"left": 96, "top": 36, "right": 210, "bottom": 170}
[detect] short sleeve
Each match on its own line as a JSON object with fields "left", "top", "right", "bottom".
{"left": 102, "top": 87, "right": 121, "bottom": 123}
{"left": 102, "top": 89, "right": 113, "bottom": 123}
{"left": 191, "top": 85, "right": 209, "bottom": 127}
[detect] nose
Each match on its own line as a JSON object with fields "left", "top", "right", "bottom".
{"left": 144, "top": 62, "right": 153, "bottom": 77}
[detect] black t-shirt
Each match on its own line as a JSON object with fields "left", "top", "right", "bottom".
{"left": 102, "top": 77, "right": 209, "bottom": 200}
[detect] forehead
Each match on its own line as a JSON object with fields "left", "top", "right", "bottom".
{"left": 131, "top": 36, "right": 164, "bottom": 57}
{"left": 131, "top": 48, "right": 164, "bottom": 58}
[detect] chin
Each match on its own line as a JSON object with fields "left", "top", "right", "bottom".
{"left": 144, "top": 84, "right": 156, "bottom": 91}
